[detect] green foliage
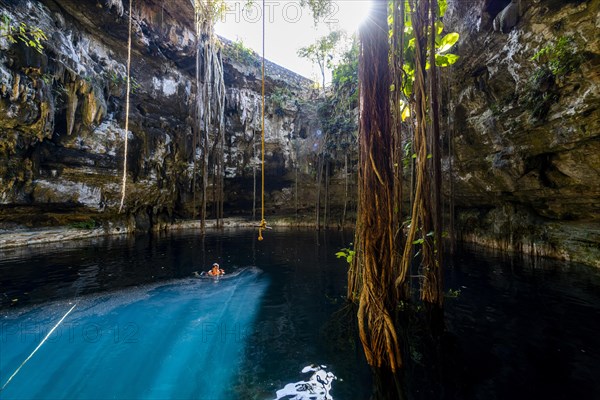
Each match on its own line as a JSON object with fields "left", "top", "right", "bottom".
{"left": 299, "top": 0, "right": 333, "bottom": 25}
{"left": 522, "top": 67, "right": 558, "bottom": 120}
{"left": 445, "top": 288, "right": 461, "bottom": 298}
{"left": 297, "top": 30, "right": 343, "bottom": 88}
{"left": 269, "top": 87, "right": 292, "bottom": 116}
{"left": 228, "top": 38, "right": 258, "bottom": 66}
{"left": 523, "top": 36, "right": 582, "bottom": 120}
{"left": 438, "top": 0, "right": 448, "bottom": 18}
{"left": 41, "top": 73, "right": 53, "bottom": 85}
{"left": 335, "top": 246, "right": 356, "bottom": 265}
{"left": 391, "top": 4, "right": 460, "bottom": 100}
{"left": 70, "top": 219, "right": 98, "bottom": 229}
{"left": 435, "top": 53, "right": 459, "bottom": 67}
{"left": 106, "top": 70, "right": 142, "bottom": 93}
{"left": 0, "top": 14, "right": 47, "bottom": 54}
{"left": 437, "top": 32, "right": 459, "bottom": 53}
{"left": 531, "top": 35, "right": 583, "bottom": 79}
{"left": 317, "top": 36, "right": 358, "bottom": 157}
{"left": 195, "top": 0, "right": 228, "bottom": 22}
{"left": 130, "top": 78, "right": 141, "bottom": 93}
{"left": 331, "top": 36, "right": 359, "bottom": 102}
{"left": 309, "top": 34, "right": 358, "bottom": 174}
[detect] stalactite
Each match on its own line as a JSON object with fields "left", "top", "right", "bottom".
{"left": 65, "top": 81, "right": 78, "bottom": 136}
{"left": 105, "top": 0, "right": 124, "bottom": 16}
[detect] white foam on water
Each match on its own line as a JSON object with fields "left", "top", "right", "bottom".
{"left": 274, "top": 364, "right": 338, "bottom": 400}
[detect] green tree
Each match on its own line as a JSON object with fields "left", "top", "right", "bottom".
{"left": 318, "top": 37, "right": 359, "bottom": 226}
{"left": 297, "top": 30, "right": 343, "bottom": 93}
{"left": 299, "top": 0, "right": 334, "bottom": 25}
{"left": 348, "top": 0, "right": 461, "bottom": 379}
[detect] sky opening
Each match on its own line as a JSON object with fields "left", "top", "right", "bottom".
{"left": 215, "top": 0, "right": 372, "bottom": 84}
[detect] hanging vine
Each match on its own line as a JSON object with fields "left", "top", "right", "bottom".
{"left": 426, "top": 0, "right": 444, "bottom": 308}
{"left": 396, "top": 0, "right": 456, "bottom": 309}
{"left": 347, "top": 0, "right": 460, "bottom": 374}
{"left": 193, "top": 0, "right": 226, "bottom": 231}
{"left": 390, "top": 0, "right": 408, "bottom": 298}
{"left": 118, "top": 0, "right": 133, "bottom": 213}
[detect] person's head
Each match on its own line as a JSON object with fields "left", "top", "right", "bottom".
{"left": 212, "top": 263, "right": 219, "bottom": 269}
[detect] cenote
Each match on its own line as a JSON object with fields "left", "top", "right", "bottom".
{"left": 1, "top": 229, "right": 599, "bottom": 400}
{"left": 2, "top": 0, "right": 600, "bottom": 398}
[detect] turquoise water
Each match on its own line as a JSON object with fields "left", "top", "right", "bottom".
{"left": 1, "top": 229, "right": 600, "bottom": 399}
{"left": 0, "top": 229, "right": 370, "bottom": 400}
{"left": 1, "top": 269, "right": 268, "bottom": 399}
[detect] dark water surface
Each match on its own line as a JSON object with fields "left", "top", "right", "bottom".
{"left": 0, "top": 229, "right": 599, "bottom": 399}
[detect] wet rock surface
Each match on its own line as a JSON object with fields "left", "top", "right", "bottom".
{"left": 444, "top": 0, "right": 600, "bottom": 265}
{"left": 0, "top": 0, "right": 326, "bottom": 232}
{"left": 1, "top": 0, "right": 598, "bottom": 266}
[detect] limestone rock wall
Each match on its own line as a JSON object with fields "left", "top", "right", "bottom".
{"left": 2, "top": 0, "right": 597, "bottom": 266}
{"left": 0, "top": 0, "right": 325, "bottom": 230}
{"left": 444, "top": 0, "right": 600, "bottom": 266}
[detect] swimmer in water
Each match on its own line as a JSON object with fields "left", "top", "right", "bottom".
{"left": 208, "top": 263, "right": 225, "bottom": 277}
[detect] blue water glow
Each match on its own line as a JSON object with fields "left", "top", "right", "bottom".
{"left": 0, "top": 268, "right": 267, "bottom": 400}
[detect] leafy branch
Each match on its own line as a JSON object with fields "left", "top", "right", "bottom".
{"left": 393, "top": 0, "right": 460, "bottom": 120}
{"left": 335, "top": 246, "right": 355, "bottom": 265}
{"left": 0, "top": 14, "right": 47, "bottom": 54}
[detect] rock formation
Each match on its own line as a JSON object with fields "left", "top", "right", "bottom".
{"left": 1, "top": 0, "right": 598, "bottom": 267}
{"left": 0, "top": 0, "right": 325, "bottom": 231}
{"left": 443, "top": 0, "right": 600, "bottom": 266}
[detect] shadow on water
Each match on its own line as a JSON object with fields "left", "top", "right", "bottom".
{"left": 1, "top": 230, "right": 600, "bottom": 399}
{"left": 358, "top": 244, "right": 600, "bottom": 400}
{"left": 436, "top": 246, "right": 600, "bottom": 400}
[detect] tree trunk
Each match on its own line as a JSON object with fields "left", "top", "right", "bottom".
{"left": 391, "top": 0, "right": 408, "bottom": 298}
{"left": 395, "top": 0, "right": 444, "bottom": 312}
{"left": 424, "top": 0, "right": 444, "bottom": 309}
{"left": 353, "top": 0, "right": 402, "bottom": 372}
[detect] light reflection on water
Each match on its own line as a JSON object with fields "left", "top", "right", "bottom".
{"left": 0, "top": 229, "right": 369, "bottom": 399}
{"left": 273, "top": 365, "right": 337, "bottom": 400}
{"left": 0, "top": 268, "right": 269, "bottom": 399}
